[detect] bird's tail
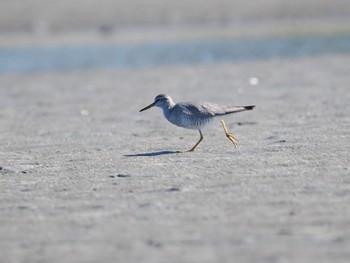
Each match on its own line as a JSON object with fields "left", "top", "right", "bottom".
{"left": 224, "top": 105, "right": 255, "bottom": 114}
{"left": 243, "top": 105, "right": 255, "bottom": 111}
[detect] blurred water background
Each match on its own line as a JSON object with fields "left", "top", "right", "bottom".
{"left": 1, "top": 0, "right": 350, "bottom": 73}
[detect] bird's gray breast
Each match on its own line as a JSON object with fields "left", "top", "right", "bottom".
{"left": 164, "top": 103, "right": 215, "bottom": 129}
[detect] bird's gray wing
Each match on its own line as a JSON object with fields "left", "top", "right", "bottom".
{"left": 173, "top": 102, "right": 254, "bottom": 117}
{"left": 175, "top": 102, "right": 217, "bottom": 117}
{"left": 199, "top": 103, "right": 255, "bottom": 116}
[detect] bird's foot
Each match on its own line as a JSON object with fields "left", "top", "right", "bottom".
{"left": 187, "top": 147, "right": 196, "bottom": 152}
{"left": 220, "top": 120, "right": 238, "bottom": 147}
{"left": 225, "top": 132, "right": 238, "bottom": 147}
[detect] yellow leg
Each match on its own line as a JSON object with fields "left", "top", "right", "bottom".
{"left": 188, "top": 130, "right": 203, "bottom": 152}
{"left": 220, "top": 120, "right": 238, "bottom": 147}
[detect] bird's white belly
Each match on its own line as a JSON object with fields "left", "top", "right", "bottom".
{"left": 168, "top": 114, "right": 217, "bottom": 130}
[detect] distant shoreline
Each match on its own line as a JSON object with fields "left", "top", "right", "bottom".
{"left": 1, "top": 32, "right": 350, "bottom": 74}
{"left": 1, "top": 0, "right": 350, "bottom": 32}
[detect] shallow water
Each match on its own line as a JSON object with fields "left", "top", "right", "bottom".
{"left": 1, "top": 33, "right": 349, "bottom": 73}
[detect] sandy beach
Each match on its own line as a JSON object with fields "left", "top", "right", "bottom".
{"left": 1, "top": 1, "right": 350, "bottom": 262}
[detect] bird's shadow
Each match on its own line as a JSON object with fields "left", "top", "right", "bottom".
{"left": 124, "top": 150, "right": 181, "bottom": 157}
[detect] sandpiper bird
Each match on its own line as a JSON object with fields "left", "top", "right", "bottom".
{"left": 140, "top": 94, "right": 255, "bottom": 152}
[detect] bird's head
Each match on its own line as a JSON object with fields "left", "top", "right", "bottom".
{"left": 140, "top": 94, "right": 173, "bottom": 112}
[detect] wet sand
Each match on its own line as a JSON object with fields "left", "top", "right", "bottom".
{"left": 1, "top": 53, "right": 350, "bottom": 262}
{"left": 1, "top": 1, "right": 350, "bottom": 262}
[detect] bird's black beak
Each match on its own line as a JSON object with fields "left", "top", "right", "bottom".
{"left": 139, "top": 102, "right": 156, "bottom": 112}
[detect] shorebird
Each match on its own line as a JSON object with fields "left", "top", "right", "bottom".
{"left": 140, "top": 94, "right": 255, "bottom": 152}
